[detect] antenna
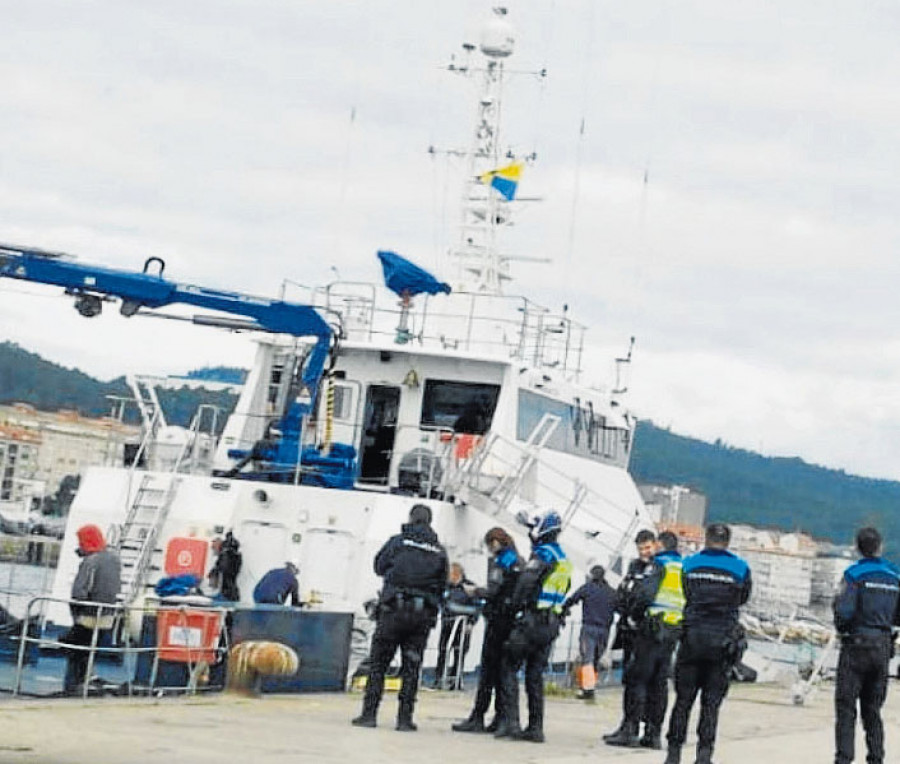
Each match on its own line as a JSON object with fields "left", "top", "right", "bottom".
{"left": 612, "top": 336, "right": 635, "bottom": 396}
{"left": 432, "top": 7, "right": 546, "bottom": 295}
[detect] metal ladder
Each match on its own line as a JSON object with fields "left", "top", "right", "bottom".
{"left": 127, "top": 374, "right": 167, "bottom": 436}
{"left": 114, "top": 473, "right": 180, "bottom": 607}
{"left": 455, "top": 413, "right": 560, "bottom": 516}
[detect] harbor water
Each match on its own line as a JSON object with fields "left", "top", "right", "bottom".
{"left": 0, "top": 559, "right": 56, "bottom": 620}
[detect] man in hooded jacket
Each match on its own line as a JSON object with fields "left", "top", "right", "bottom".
{"left": 352, "top": 504, "right": 449, "bottom": 731}
{"left": 63, "top": 524, "right": 121, "bottom": 694}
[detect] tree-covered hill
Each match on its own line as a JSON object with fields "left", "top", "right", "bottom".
{"left": 1, "top": 340, "right": 898, "bottom": 543}
{"left": 0, "top": 341, "right": 238, "bottom": 429}
{"left": 629, "top": 421, "right": 900, "bottom": 545}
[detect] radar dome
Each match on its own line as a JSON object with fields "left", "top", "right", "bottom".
{"left": 479, "top": 14, "right": 515, "bottom": 58}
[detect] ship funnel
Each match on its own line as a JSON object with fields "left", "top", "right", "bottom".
{"left": 480, "top": 8, "right": 515, "bottom": 58}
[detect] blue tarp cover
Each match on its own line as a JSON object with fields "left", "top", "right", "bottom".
{"left": 154, "top": 574, "right": 201, "bottom": 597}
{"left": 377, "top": 250, "right": 451, "bottom": 297}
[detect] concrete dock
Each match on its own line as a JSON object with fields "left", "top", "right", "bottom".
{"left": 0, "top": 681, "right": 895, "bottom": 763}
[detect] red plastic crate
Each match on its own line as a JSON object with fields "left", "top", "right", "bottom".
{"left": 156, "top": 608, "right": 222, "bottom": 664}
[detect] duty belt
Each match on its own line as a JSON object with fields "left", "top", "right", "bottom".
{"left": 390, "top": 592, "right": 430, "bottom": 612}
{"left": 842, "top": 632, "right": 893, "bottom": 646}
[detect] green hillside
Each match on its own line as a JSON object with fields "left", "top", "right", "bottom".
{"left": 0, "top": 341, "right": 238, "bottom": 430}
{"left": 629, "top": 421, "right": 900, "bottom": 545}
{"left": 1, "top": 341, "right": 897, "bottom": 543}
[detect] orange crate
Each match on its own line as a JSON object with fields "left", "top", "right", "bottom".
{"left": 156, "top": 608, "right": 222, "bottom": 663}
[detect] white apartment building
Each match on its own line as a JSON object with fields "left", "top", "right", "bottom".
{"left": 731, "top": 526, "right": 818, "bottom": 616}
{"left": 0, "top": 404, "right": 139, "bottom": 494}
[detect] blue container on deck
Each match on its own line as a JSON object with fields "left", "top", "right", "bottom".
{"left": 231, "top": 607, "right": 353, "bottom": 692}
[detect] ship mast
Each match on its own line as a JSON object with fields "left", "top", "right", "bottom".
{"left": 446, "top": 7, "right": 517, "bottom": 295}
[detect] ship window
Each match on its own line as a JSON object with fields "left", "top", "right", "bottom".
{"left": 420, "top": 380, "right": 500, "bottom": 435}
{"left": 333, "top": 385, "right": 352, "bottom": 420}
{"left": 517, "top": 389, "right": 624, "bottom": 463}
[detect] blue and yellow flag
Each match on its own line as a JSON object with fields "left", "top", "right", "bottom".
{"left": 479, "top": 161, "right": 523, "bottom": 201}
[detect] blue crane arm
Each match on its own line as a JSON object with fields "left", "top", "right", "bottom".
{"left": 0, "top": 244, "right": 333, "bottom": 396}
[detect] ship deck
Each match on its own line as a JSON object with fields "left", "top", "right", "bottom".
{"left": 0, "top": 680, "right": 895, "bottom": 762}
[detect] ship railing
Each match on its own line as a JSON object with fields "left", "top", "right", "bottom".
{"left": 284, "top": 279, "right": 586, "bottom": 375}
{"left": 387, "top": 424, "right": 458, "bottom": 496}
{"left": 10, "top": 595, "right": 233, "bottom": 699}
{"left": 448, "top": 425, "right": 643, "bottom": 560}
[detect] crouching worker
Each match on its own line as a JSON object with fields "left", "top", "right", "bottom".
{"left": 352, "top": 504, "right": 448, "bottom": 731}
{"left": 63, "top": 524, "right": 122, "bottom": 695}
{"left": 253, "top": 560, "right": 302, "bottom": 606}
{"left": 496, "top": 511, "right": 572, "bottom": 743}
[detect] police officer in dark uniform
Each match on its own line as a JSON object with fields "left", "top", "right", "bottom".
{"left": 352, "top": 504, "right": 449, "bottom": 731}
{"left": 833, "top": 526, "right": 900, "bottom": 764}
{"left": 495, "top": 510, "right": 572, "bottom": 743}
{"left": 604, "top": 528, "right": 660, "bottom": 744}
{"left": 664, "top": 523, "right": 751, "bottom": 764}
{"left": 452, "top": 526, "right": 523, "bottom": 733}
{"left": 608, "top": 530, "right": 684, "bottom": 750}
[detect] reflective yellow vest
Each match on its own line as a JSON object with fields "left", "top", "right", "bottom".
{"left": 647, "top": 554, "right": 685, "bottom": 626}
{"left": 535, "top": 543, "right": 573, "bottom": 614}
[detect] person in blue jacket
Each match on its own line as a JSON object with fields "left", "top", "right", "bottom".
{"left": 495, "top": 510, "right": 573, "bottom": 743}
{"left": 253, "top": 560, "right": 301, "bottom": 605}
{"left": 664, "top": 524, "right": 751, "bottom": 764}
{"left": 562, "top": 564, "right": 616, "bottom": 701}
{"left": 833, "top": 526, "right": 900, "bottom": 764}
{"left": 452, "top": 526, "right": 523, "bottom": 733}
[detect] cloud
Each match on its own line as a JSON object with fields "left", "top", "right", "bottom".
{"left": 2, "top": 0, "right": 900, "bottom": 481}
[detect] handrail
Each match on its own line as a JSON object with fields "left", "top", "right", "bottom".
{"left": 12, "top": 594, "right": 232, "bottom": 699}
{"left": 450, "top": 423, "right": 641, "bottom": 559}
{"left": 314, "top": 279, "right": 587, "bottom": 375}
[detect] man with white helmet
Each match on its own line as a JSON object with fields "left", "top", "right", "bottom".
{"left": 494, "top": 509, "right": 573, "bottom": 743}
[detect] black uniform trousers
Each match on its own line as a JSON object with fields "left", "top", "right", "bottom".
{"left": 361, "top": 603, "right": 435, "bottom": 719}
{"left": 435, "top": 615, "right": 472, "bottom": 688}
{"left": 666, "top": 634, "right": 731, "bottom": 751}
{"left": 835, "top": 635, "right": 892, "bottom": 764}
{"left": 624, "top": 624, "right": 680, "bottom": 733}
{"left": 62, "top": 623, "right": 108, "bottom": 693}
{"left": 498, "top": 611, "right": 559, "bottom": 732}
{"left": 470, "top": 617, "right": 513, "bottom": 719}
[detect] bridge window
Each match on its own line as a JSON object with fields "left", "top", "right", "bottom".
{"left": 420, "top": 380, "right": 500, "bottom": 435}
{"left": 517, "top": 389, "right": 624, "bottom": 463}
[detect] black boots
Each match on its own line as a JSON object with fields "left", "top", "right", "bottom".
{"left": 694, "top": 746, "right": 714, "bottom": 764}
{"left": 664, "top": 746, "right": 682, "bottom": 764}
{"left": 396, "top": 716, "right": 418, "bottom": 732}
{"left": 512, "top": 727, "right": 545, "bottom": 743}
{"left": 451, "top": 714, "right": 485, "bottom": 733}
{"left": 396, "top": 702, "right": 417, "bottom": 732}
{"left": 640, "top": 725, "right": 663, "bottom": 750}
{"left": 351, "top": 714, "right": 376, "bottom": 728}
{"left": 604, "top": 720, "right": 641, "bottom": 747}
{"left": 493, "top": 718, "right": 523, "bottom": 739}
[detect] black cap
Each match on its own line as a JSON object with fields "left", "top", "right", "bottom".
{"left": 409, "top": 504, "right": 432, "bottom": 525}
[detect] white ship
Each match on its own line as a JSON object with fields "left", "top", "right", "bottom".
{"left": 2, "top": 7, "right": 652, "bottom": 680}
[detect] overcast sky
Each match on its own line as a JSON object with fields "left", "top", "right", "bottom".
{"left": 2, "top": 1, "right": 899, "bottom": 479}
